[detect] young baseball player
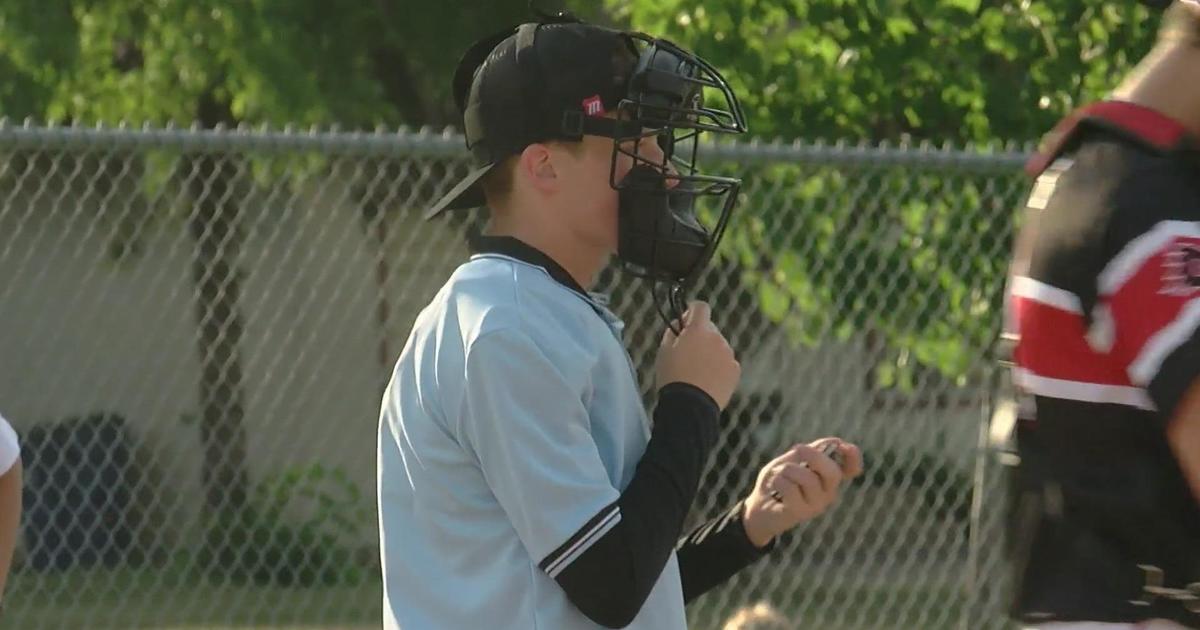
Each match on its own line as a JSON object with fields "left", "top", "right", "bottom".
{"left": 376, "top": 13, "right": 862, "bottom": 630}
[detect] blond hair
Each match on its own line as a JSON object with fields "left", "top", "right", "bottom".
{"left": 721, "top": 602, "right": 792, "bottom": 630}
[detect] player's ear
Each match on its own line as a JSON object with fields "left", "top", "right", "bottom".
{"left": 516, "top": 143, "right": 558, "bottom": 196}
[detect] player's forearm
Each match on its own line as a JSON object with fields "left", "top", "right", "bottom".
{"left": 551, "top": 383, "right": 719, "bottom": 628}
{"left": 0, "top": 459, "right": 22, "bottom": 599}
{"left": 675, "top": 500, "right": 772, "bottom": 603}
{"left": 1168, "top": 379, "right": 1200, "bottom": 504}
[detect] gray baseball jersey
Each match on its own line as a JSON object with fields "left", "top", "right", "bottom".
{"left": 377, "top": 247, "right": 688, "bottom": 630}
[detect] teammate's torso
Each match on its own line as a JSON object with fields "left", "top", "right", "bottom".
{"left": 1007, "top": 106, "right": 1200, "bottom": 626}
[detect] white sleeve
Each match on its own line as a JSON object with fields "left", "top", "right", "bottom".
{"left": 0, "top": 414, "right": 19, "bottom": 474}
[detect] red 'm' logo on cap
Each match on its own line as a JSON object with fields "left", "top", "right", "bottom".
{"left": 582, "top": 95, "right": 605, "bottom": 117}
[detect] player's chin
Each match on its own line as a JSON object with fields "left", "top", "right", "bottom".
{"left": 577, "top": 229, "right": 617, "bottom": 260}
{"left": 596, "top": 216, "right": 620, "bottom": 255}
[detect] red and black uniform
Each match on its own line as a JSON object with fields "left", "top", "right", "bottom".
{"left": 1004, "top": 101, "right": 1200, "bottom": 627}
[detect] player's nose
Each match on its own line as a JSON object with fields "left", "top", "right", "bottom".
{"left": 639, "top": 136, "right": 680, "bottom": 189}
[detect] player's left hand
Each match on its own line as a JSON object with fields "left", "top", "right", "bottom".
{"left": 740, "top": 437, "right": 863, "bottom": 549}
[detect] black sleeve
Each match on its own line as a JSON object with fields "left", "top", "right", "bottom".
{"left": 676, "top": 500, "right": 774, "bottom": 603}
{"left": 1101, "top": 159, "right": 1200, "bottom": 419}
{"left": 549, "top": 382, "right": 719, "bottom": 628}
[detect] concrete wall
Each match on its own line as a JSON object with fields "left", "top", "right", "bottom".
{"left": 0, "top": 174, "right": 470, "bottom": 547}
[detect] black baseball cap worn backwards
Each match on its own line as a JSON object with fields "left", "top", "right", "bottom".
{"left": 428, "top": 8, "right": 749, "bottom": 333}
{"left": 424, "top": 19, "right": 642, "bottom": 219}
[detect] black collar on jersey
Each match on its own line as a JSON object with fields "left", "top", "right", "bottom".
{"left": 1027, "top": 101, "right": 1199, "bottom": 177}
{"left": 469, "top": 235, "right": 590, "bottom": 298}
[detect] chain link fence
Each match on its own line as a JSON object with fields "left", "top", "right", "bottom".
{"left": 0, "top": 122, "right": 1031, "bottom": 630}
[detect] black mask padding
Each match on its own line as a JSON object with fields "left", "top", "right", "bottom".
{"left": 617, "top": 165, "right": 709, "bottom": 281}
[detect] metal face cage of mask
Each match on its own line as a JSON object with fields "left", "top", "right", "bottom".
{"left": 608, "top": 32, "right": 748, "bottom": 333}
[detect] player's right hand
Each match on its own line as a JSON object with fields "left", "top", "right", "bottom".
{"left": 656, "top": 301, "right": 741, "bottom": 410}
{"left": 741, "top": 438, "right": 864, "bottom": 548}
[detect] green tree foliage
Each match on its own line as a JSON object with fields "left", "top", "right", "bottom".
{"left": 608, "top": 0, "right": 1164, "bottom": 384}
{"left": 608, "top": 0, "right": 1160, "bottom": 142}
{"left": 0, "top": 0, "right": 561, "bottom": 127}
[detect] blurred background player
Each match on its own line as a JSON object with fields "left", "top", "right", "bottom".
{"left": 999, "top": 1, "right": 1200, "bottom": 628}
{"left": 721, "top": 601, "right": 792, "bottom": 630}
{"left": 0, "top": 412, "right": 21, "bottom": 613}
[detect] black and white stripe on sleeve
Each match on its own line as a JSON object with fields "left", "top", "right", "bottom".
{"left": 545, "top": 383, "right": 722, "bottom": 628}
{"left": 540, "top": 502, "right": 622, "bottom": 578}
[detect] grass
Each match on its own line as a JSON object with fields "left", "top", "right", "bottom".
{"left": 5, "top": 565, "right": 1009, "bottom": 630}
{"left": 687, "top": 583, "right": 981, "bottom": 630}
{"left": 5, "top": 567, "right": 382, "bottom": 630}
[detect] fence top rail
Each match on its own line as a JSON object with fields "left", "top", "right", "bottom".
{"left": 0, "top": 120, "right": 1036, "bottom": 171}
